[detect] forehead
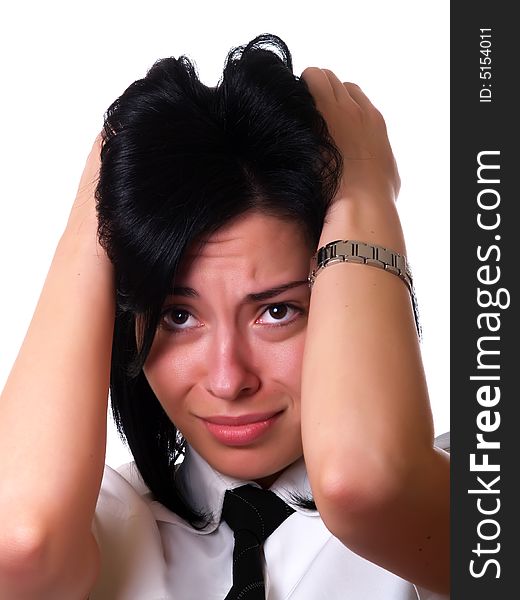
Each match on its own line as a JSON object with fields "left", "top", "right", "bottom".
{"left": 177, "top": 212, "right": 311, "bottom": 285}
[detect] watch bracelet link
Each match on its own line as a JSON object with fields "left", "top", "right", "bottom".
{"left": 308, "top": 240, "right": 421, "bottom": 336}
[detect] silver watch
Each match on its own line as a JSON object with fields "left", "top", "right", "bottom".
{"left": 308, "top": 240, "right": 420, "bottom": 335}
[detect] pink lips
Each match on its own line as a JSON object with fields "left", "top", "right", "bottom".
{"left": 202, "top": 411, "right": 282, "bottom": 446}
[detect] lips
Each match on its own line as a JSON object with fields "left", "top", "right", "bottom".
{"left": 203, "top": 411, "right": 282, "bottom": 426}
{"left": 201, "top": 410, "right": 283, "bottom": 446}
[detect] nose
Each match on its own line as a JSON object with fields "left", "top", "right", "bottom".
{"left": 204, "top": 328, "right": 260, "bottom": 400}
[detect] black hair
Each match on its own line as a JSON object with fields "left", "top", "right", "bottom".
{"left": 96, "top": 33, "right": 342, "bottom": 526}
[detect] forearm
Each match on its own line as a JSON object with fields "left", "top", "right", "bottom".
{"left": 302, "top": 195, "right": 433, "bottom": 486}
{"left": 300, "top": 197, "right": 449, "bottom": 591}
{"left": 0, "top": 230, "right": 113, "bottom": 588}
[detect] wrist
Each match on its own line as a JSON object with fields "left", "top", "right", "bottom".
{"left": 309, "top": 237, "right": 420, "bottom": 337}
{"left": 319, "top": 196, "right": 406, "bottom": 255}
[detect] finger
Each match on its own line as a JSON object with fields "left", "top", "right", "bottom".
{"left": 321, "top": 69, "right": 354, "bottom": 105}
{"left": 300, "top": 67, "right": 335, "bottom": 105}
{"left": 343, "top": 82, "right": 378, "bottom": 111}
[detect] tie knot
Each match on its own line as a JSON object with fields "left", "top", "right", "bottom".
{"left": 222, "top": 485, "right": 295, "bottom": 543}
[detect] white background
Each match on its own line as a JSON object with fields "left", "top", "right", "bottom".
{"left": 0, "top": 1, "right": 449, "bottom": 469}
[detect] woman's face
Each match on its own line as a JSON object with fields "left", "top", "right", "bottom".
{"left": 143, "top": 211, "right": 312, "bottom": 486}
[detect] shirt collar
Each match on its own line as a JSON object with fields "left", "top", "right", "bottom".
{"left": 147, "top": 446, "right": 317, "bottom": 533}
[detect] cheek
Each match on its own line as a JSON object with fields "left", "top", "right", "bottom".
{"left": 262, "top": 331, "right": 306, "bottom": 396}
{"left": 143, "top": 341, "right": 199, "bottom": 407}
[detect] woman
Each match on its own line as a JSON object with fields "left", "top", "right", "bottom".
{"left": 0, "top": 34, "right": 449, "bottom": 599}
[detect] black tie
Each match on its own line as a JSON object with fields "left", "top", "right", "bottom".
{"left": 222, "top": 484, "right": 295, "bottom": 599}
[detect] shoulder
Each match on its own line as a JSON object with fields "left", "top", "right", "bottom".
{"left": 93, "top": 462, "right": 154, "bottom": 535}
{"left": 95, "top": 461, "right": 148, "bottom": 507}
{"left": 90, "top": 464, "right": 169, "bottom": 599}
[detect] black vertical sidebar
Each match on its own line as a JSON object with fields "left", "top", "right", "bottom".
{"left": 451, "top": 2, "right": 519, "bottom": 598}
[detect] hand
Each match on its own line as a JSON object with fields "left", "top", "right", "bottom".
{"left": 301, "top": 68, "right": 400, "bottom": 204}
{"left": 302, "top": 68, "right": 405, "bottom": 253}
{"left": 64, "top": 134, "right": 103, "bottom": 245}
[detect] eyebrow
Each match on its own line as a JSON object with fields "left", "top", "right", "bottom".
{"left": 172, "top": 280, "right": 309, "bottom": 302}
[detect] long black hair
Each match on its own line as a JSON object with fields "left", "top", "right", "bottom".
{"left": 96, "top": 33, "right": 342, "bottom": 526}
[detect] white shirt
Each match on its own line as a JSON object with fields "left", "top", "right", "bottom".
{"left": 91, "top": 438, "right": 450, "bottom": 600}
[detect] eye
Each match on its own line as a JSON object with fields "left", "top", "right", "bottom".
{"left": 256, "top": 303, "right": 303, "bottom": 327}
{"left": 160, "top": 307, "right": 202, "bottom": 332}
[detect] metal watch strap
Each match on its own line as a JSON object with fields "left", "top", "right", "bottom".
{"left": 308, "top": 240, "right": 420, "bottom": 336}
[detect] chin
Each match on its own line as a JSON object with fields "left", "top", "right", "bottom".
{"left": 201, "top": 442, "right": 303, "bottom": 486}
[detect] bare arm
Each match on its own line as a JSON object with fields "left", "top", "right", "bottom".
{"left": 300, "top": 69, "right": 449, "bottom": 594}
{"left": 0, "top": 136, "right": 113, "bottom": 599}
